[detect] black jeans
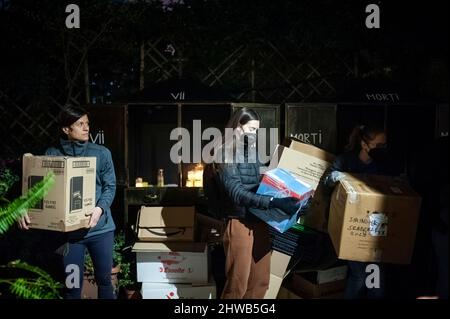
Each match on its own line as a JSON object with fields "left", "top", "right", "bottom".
{"left": 63, "top": 231, "right": 115, "bottom": 299}
{"left": 344, "top": 261, "right": 386, "bottom": 299}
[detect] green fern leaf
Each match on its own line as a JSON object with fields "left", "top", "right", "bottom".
{"left": 7, "top": 260, "right": 53, "bottom": 282}
{"left": 0, "top": 171, "right": 55, "bottom": 234}
{"left": 5, "top": 262, "right": 62, "bottom": 299}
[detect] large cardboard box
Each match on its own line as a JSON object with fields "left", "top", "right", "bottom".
{"left": 133, "top": 242, "right": 208, "bottom": 284}
{"left": 136, "top": 206, "right": 195, "bottom": 242}
{"left": 141, "top": 280, "right": 216, "bottom": 299}
{"left": 289, "top": 273, "right": 346, "bottom": 299}
{"left": 269, "top": 141, "right": 336, "bottom": 232}
{"left": 22, "top": 154, "right": 96, "bottom": 232}
{"left": 328, "top": 174, "right": 422, "bottom": 264}
{"left": 264, "top": 250, "right": 292, "bottom": 299}
{"left": 251, "top": 168, "right": 314, "bottom": 233}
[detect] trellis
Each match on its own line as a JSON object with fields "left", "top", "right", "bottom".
{"left": 140, "top": 38, "right": 354, "bottom": 102}
{"left": 1, "top": 37, "right": 355, "bottom": 158}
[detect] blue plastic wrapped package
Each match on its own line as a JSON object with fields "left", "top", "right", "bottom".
{"left": 249, "top": 168, "right": 314, "bottom": 233}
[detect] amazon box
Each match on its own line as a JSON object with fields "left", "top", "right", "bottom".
{"left": 136, "top": 206, "right": 195, "bottom": 242}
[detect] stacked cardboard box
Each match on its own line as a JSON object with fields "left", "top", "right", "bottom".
{"left": 132, "top": 206, "right": 215, "bottom": 299}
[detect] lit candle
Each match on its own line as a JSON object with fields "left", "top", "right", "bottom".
{"left": 194, "top": 171, "right": 202, "bottom": 181}
{"left": 194, "top": 180, "right": 203, "bottom": 187}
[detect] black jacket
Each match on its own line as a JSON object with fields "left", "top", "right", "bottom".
{"left": 217, "top": 149, "right": 271, "bottom": 220}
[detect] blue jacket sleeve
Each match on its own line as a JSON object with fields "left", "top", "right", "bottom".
{"left": 218, "top": 163, "right": 271, "bottom": 210}
{"left": 96, "top": 149, "right": 116, "bottom": 212}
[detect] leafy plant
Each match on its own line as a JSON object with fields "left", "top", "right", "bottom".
{"left": 0, "top": 169, "right": 19, "bottom": 204}
{"left": 0, "top": 170, "right": 55, "bottom": 235}
{"left": 84, "top": 231, "right": 134, "bottom": 291}
{"left": 0, "top": 260, "right": 63, "bottom": 299}
{"left": 113, "top": 232, "right": 134, "bottom": 290}
{"left": 0, "top": 169, "right": 61, "bottom": 299}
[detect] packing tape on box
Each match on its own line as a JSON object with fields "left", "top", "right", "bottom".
{"left": 369, "top": 212, "right": 388, "bottom": 237}
{"left": 341, "top": 180, "right": 359, "bottom": 204}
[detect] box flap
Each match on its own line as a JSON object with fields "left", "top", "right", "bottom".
{"left": 132, "top": 241, "right": 206, "bottom": 253}
{"left": 269, "top": 145, "right": 334, "bottom": 190}
{"left": 138, "top": 206, "right": 195, "bottom": 227}
{"left": 289, "top": 140, "right": 336, "bottom": 163}
{"left": 341, "top": 174, "right": 421, "bottom": 198}
{"left": 270, "top": 250, "right": 292, "bottom": 278}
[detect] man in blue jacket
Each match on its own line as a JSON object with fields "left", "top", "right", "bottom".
{"left": 18, "top": 105, "right": 117, "bottom": 299}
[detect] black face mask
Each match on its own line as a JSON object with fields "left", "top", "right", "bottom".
{"left": 368, "top": 147, "right": 388, "bottom": 164}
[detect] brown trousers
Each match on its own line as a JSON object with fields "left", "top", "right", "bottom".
{"left": 221, "top": 218, "right": 272, "bottom": 299}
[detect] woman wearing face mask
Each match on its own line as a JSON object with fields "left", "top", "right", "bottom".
{"left": 215, "top": 107, "right": 299, "bottom": 299}
{"left": 323, "top": 124, "right": 391, "bottom": 299}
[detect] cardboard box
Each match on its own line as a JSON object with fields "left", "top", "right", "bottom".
{"left": 328, "top": 174, "right": 422, "bottom": 264}
{"left": 268, "top": 141, "right": 336, "bottom": 233}
{"left": 270, "top": 141, "right": 335, "bottom": 189}
{"left": 22, "top": 154, "right": 96, "bottom": 232}
{"left": 290, "top": 273, "right": 346, "bottom": 299}
{"left": 141, "top": 281, "right": 216, "bottom": 299}
{"left": 136, "top": 206, "right": 195, "bottom": 242}
{"left": 270, "top": 250, "right": 292, "bottom": 278}
{"left": 133, "top": 242, "right": 208, "bottom": 284}
{"left": 251, "top": 168, "right": 314, "bottom": 233}
{"left": 264, "top": 250, "right": 292, "bottom": 299}
{"left": 276, "top": 286, "right": 302, "bottom": 299}
{"left": 265, "top": 274, "right": 284, "bottom": 299}
{"left": 315, "top": 265, "right": 348, "bottom": 284}
{"left": 294, "top": 265, "right": 347, "bottom": 286}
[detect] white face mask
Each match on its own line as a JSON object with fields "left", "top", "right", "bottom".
{"left": 236, "top": 120, "right": 260, "bottom": 148}
{"left": 239, "top": 132, "right": 257, "bottom": 147}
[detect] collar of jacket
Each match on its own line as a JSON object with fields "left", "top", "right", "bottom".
{"left": 59, "top": 138, "right": 88, "bottom": 156}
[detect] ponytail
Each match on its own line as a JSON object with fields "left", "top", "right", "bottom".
{"left": 345, "top": 125, "right": 364, "bottom": 152}
{"left": 345, "top": 124, "right": 385, "bottom": 152}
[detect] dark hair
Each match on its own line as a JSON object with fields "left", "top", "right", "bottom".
{"left": 57, "top": 105, "right": 89, "bottom": 128}
{"left": 225, "top": 107, "right": 261, "bottom": 130}
{"left": 346, "top": 124, "right": 385, "bottom": 152}
{"left": 212, "top": 107, "right": 261, "bottom": 161}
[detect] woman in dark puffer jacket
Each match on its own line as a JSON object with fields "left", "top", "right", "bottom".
{"left": 216, "top": 108, "right": 299, "bottom": 299}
